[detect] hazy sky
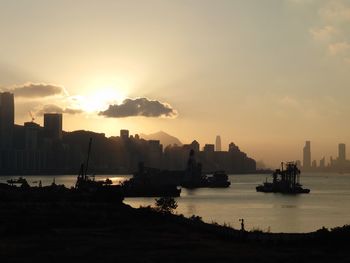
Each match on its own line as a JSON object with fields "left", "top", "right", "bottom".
{"left": 1, "top": 0, "right": 350, "bottom": 166}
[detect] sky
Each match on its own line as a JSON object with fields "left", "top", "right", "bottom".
{"left": 1, "top": 0, "right": 350, "bottom": 167}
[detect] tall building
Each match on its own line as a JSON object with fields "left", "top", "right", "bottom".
{"left": 0, "top": 92, "right": 14, "bottom": 149}
{"left": 229, "top": 142, "right": 239, "bottom": 153}
{"left": 303, "top": 141, "right": 311, "bottom": 169}
{"left": 319, "top": 157, "right": 325, "bottom": 169}
{"left": 24, "top": 122, "right": 40, "bottom": 150}
{"left": 120, "top": 129, "right": 129, "bottom": 140}
{"left": 203, "top": 144, "right": 215, "bottom": 152}
{"left": 44, "top": 113, "right": 62, "bottom": 140}
{"left": 312, "top": 160, "right": 317, "bottom": 169}
{"left": 191, "top": 140, "right": 200, "bottom": 152}
{"left": 338, "top": 143, "right": 346, "bottom": 161}
{"left": 215, "top": 135, "right": 222, "bottom": 151}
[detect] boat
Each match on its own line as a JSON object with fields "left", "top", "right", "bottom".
{"left": 207, "top": 171, "right": 231, "bottom": 188}
{"left": 74, "top": 138, "right": 124, "bottom": 202}
{"left": 0, "top": 138, "right": 124, "bottom": 203}
{"left": 256, "top": 162, "right": 310, "bottom": 194}
{"left": 121, "top": 163, "right": 181, "bottom": 197}
{"left": 7, "top": 177, "right": 28, "bottom": 185}
{"left": 181, "top": 150, "right": 231, "bottom": 189}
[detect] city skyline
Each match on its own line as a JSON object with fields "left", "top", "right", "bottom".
{"left": 0, "top": 91, "right": 256, "bottom": 174}
{"left": 3, "top": 90, "right": 350, "bottom": 170}
{"left": 3, "top": 90, "right": 350, "bottom": 172}
{"left": 301, "top": 140, "right": 350, "bottom": 172}
{"left": 2, "top": 1, "right": 350, "bottom": 166}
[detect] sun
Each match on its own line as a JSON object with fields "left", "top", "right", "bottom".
{"left": 73, "top": 87, "right": 127, "bottom": 114}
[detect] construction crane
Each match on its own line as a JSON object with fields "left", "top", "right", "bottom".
{"left": 28, "top": 111, "right": 35, "bottom": 122}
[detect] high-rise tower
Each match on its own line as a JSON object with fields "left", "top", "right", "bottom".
{"left": 338, "top": 143, "right": 346, "bottom": 161}
{"left": 303, "top": 141, "right": 311, "bottom": 169}
{"left": 0, "top": 92, "right": 14, "bottom": 149}
{"left": 215, "top": 135, "right": 222, "bottom": 151}
{"left": 44, "top": 113, "right": 63, "bottom": 140}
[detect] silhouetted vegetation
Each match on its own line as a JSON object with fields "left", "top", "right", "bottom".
{"left": 0, "top": 199, "right": 349, "bottom": 262}
{"left": 155, "top": 196, "right": 178, "bottom": 214}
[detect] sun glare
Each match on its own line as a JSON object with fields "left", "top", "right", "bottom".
{"left": 72, "top": 87, "right": 127, "bottom": 114}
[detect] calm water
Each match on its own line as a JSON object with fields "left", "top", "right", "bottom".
{"left": 1, "top": 173, "right": 349, "bottom": 233}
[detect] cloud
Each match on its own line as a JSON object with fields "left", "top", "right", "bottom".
{"left": 319, "top": 1, "right": 350, "bottom": 23}
{"left": 36, "top": 104, "right": 83, "bottom": 116}
{"left": 8, "top": 83, "right": 66, "bottom": 98}
{"left": 306, "top": 1, "right": 350, "bottom": 62}
{"left": 99, "top": 97, "right": 178, "bottom": 118}
{"left": 287, "top": 0, "right": 315, "bottom": 4}
{"left": 310, "top": 26, "right": 337, "bottom": 41}
{"left": 328, "top": 41, "right": 350, "bottom": 55}
{"left": 64, "top": 107, "right": 84, "bottom": 115}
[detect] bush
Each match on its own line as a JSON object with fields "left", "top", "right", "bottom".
{"left": 154, "top": 197, "right": 178, "bottom": 214}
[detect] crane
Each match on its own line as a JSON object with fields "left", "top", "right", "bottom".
{"left": 28, "top": 111, "right": 35, "bottom": 122}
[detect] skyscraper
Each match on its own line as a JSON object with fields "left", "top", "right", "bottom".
{"left": 191, "top": 140, "right": 200, "bottom": 152}
{"left": 203, "top": 144, "right": 215, "bottom": 152}
{"left": 44, "top": 113, "right": 63, "bottom": 140}
{"left": 338, "top": 143, "right": 346, "bottom": 161}
{"left": 120, "top": 129, "right": 129, "bottom": 140}
{"left": 0, "top": 92, "right": 14, "bottom": 149}
{"left": 303, "top": 141, "right": 311, "bottom": 169}
{"left": 215, "top": 135, "right": 222, "bottom": 151}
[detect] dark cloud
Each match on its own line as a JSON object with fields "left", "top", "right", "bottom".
{"left": 64, "top": 108, "right": 84, "bottom": 115}
{"left": 36, "top": 104, "right": 83, "bottom": 115}
{"left": 10, "top": 83, "right": 66, "bottom": 98}
{"left": 99, "top": 98, "right": 177, "bottom": 118}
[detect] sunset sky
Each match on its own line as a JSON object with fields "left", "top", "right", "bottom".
{"left": 1, "top": 0, "right": 350, "bottom": 166}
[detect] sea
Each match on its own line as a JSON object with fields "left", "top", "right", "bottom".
{"left": 1, "top": 173, "right": 349, "bottom": 233}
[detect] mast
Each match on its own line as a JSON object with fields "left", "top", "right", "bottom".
{"left": 84, "top": 137, "right": 92, "bottom": 178}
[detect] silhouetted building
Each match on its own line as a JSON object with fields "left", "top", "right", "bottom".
{"left": 147, "top": 140, "right": 163, "bottom": 168}
{"left": 215, "top": 135, "right": 222, "bottom": 151}
{"left": 203, "top": 144, "right": 215, "bottom": 153}
{"left": 0, "top": 92, "right": 14, "bottom": 149}
{"left": 24, "top": 122, "right": 40, "bottom": 150}
{"left": 312, "top": 160, "right": 317, "bottom": 169}
{"left": 338, "top": 143, "right": 346, "bottom": 161}
{"left": 120, "top": 129, "right": 129, "bottom": 140}
{"left": 303, "top": 141, "right": 311, "bottom": 170}
{"left": 44, "top": 113, "right": 62, "bottom": 140}
{"left": 319, "top": 157, "right": 325, "bottom": 169}
{"left": 1, "top": 92, "right": 258, "bottom": 174}
{"left": 191, "top": 140, "right": 200, "bottom": 153}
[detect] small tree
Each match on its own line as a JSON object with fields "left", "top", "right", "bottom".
{"left": 155, "top": 197, "right": 178, "bottom": 214}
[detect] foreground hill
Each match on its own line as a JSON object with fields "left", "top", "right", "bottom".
{"left": 0, "top": 201, "right": 348, "bottom": 263}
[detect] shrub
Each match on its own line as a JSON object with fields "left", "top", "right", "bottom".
{"left": 154, "top": 197, "right": 178, "bottom": 214}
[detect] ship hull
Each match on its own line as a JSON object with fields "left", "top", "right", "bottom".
{"left": 256, "top": 184, "right": 310, "bottom": 194}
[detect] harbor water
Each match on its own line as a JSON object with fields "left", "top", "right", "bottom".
{"left": 1, "top": 173, "right": 349, "bottom": 233}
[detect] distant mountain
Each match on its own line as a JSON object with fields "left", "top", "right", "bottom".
{"left": 140, "top": 131, "right": 182, "bottom": 147}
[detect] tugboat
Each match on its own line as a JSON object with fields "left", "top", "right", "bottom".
{"left": 256, "top": 162, "right": 310, "bottom": 194}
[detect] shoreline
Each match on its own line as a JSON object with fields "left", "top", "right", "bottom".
{"left": 1, "top": 173, "right": 349, "bottom": 234}
{"left": 0, "top": 201, "right": 349, "bottom": 262}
